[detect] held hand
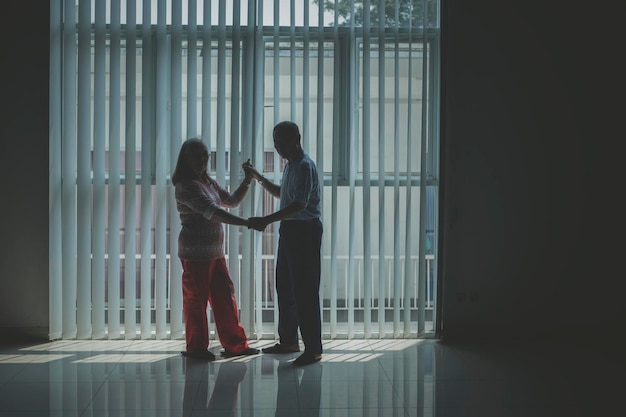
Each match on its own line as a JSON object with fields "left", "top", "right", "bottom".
{"left": 242, "top": 159, "right": 254, "bottom": 183}
{"left": 248, "top": 216, "right": 268, "bottom": 231}
{"left": 242, "top": 159, "right": 261, "bottom": 182}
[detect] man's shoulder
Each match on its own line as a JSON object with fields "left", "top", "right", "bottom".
{"left": 300, "top": 153, "right": 318, "bottom": 168}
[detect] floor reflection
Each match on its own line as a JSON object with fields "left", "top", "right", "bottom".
{"left": 1, "top": 338, "right": 620, "bottom": 416}
{"left": 275, "top": 359, "right": 322, "bottom": 417}
{"left": 185, "top": 360, "right": 248, "bottom": 416}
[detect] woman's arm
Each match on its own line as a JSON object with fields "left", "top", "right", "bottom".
{"left": 221, "top": 160, "right": 254, "bottom": 207}
{"left": 211, "top": 208, "right": 250, "bottom": 227}
{"left": 219, "top": 180, "right": 251, "bottom": 207}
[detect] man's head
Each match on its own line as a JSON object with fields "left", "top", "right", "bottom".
{"left": 273, "top": 121, "right": 302, "bottom": 162}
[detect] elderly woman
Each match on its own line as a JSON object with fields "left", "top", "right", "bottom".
{"left": 172, "top": 137, "right": 258, "bottom": 360}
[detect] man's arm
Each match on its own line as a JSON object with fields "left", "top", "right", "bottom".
{"left": 248, "top": 201, "right": 305, "bottom": 231}
{"left": 243, "top": 164, "right": 281, "bottom": 198}
{"left": 256, "top": 174, "right": 281, "bottom": 198}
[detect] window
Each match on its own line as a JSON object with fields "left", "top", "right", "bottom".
{"left": 50, "top": 0, "right": 440, "bottom": 340}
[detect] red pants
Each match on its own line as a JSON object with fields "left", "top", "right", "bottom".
{"left": 181, "top": 258, "right": 249, "bottom": 353}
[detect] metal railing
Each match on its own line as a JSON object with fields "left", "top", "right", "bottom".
{"left": 105, "top": 252, "right": 436, "bottom": 337}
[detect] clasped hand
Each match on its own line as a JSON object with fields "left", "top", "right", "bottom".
{"left": 241, "top": 160, "right": 268, "bottom": 231}
{"left": 241, "top": 159, "right": 254, "bottom": 183}
{"left": 248, "top": 217, "right": 267, "bottom": 231}
{"left": 241, "top": 159, "right": 262, "bottom": 182}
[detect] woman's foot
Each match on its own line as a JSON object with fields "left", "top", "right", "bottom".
{"left": 221, "top": 347, "right": 260, "bottom": 358}
{"left": 181, "top": 350, "right": 216, "bottom": 361}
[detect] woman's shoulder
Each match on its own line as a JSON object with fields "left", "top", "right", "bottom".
{"left": 175, "top": 178, "right": 205, "bottom": 193}
{"left": 175, "top": 177, "right": 197, "bottom": 187}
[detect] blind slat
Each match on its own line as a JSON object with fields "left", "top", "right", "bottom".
{"left": 49, "top": 0, "right": 63, "bottom": 340}
{"left": 168, "top": 2, "right": 183, "bottom": 339}
{"left": 417, "top": 13, "right": 430, "bottom": 335}
{"left": 77, "top": 0, "right": 92, "bottom": 339}
{"left": 393, "top": 0, "right": 402, "bottom": 337}
{"left": 228, "top": 0, "right": 242, "bottom": 311}
{"left": 377, "top": 0, "right": 386, "bottom": 337}
{"left": 187, "top": 0, "right": 198, "bottom": 138}
{"left": 238, "top": 0, "right": 255, "bottom": 336}
{"left": 139, "top": 0, "right": 153, "bottom": 339}
{"left": 316, "top": 2, "right": 326, "bottom": 340}
{"left": 362, "top": 0, "right": 373, "bottom": 338}
{"left": 107, "top": 0, "right": 122, "bottom": 339}
{"left": 92, "top": 0, "right": 107, "bottom": 339}
{"left": 155, "top": 0, "right": 172, "bottom": 339}
{"left": 252, "top": 0, "right": 265, "bottom": 338}
{"left": 403, "top": 33, "right": 415, "bottom": 338}
{"left": 61, "top": 0, "right": 78, "bottom": 340}
{"left": 124, "top": 0, "right": 138, "bottom": 339}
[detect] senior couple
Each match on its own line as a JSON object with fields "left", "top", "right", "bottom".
{"left": 173, "top": 121, "right": 322, "bottom": 367}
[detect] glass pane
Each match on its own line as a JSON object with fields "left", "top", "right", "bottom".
{"left": 60, "top": 0, "right": 441, "bottom": 338}
{"left": 318, "top": 0, "right": 439, "bottom": 28}
{"left": 89, "top": 39, "right": 145, "bottom": 175}
{"left": 358, "top": 41, "right": 427, "bottom": 176}
{"left": 319, "top": 185, "right": 426, "bottom": 331}
{"left": 262, "top": 40, "right": 335, "bottom": 173}
{"left": 100, "top": 0, "right": 245, "bottom": 26}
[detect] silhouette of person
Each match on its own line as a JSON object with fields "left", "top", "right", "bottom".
{"left": 244, "top": 121, "right": 323, "bottom": 366}
{"left": 206, "top": 362, "right": 248, "bottom": 413}
{"left": 275, "top": 360, "right": 323, "bottom": 416}
{"left": 172, "top": 138, "right": 259, "bottom": 360}
{"left": 183, "top": 360, "right": 247, "bottom": 416}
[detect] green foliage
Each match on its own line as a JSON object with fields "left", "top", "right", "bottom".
{"left": 314, "top": 0, "right": 438, "bottom": 28}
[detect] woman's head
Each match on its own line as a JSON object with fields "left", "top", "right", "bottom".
{"left": 172, "top": 138, "right": 209, "bottom": 185}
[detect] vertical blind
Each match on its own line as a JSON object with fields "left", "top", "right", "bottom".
{"left": 49, "top": 0, "right": 440, "bottom": 340}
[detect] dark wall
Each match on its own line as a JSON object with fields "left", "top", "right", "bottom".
{"left": 440, "top": 0, "right": 626, "bottom": 339}
{"left": 0, "top": 3, "right": 49, "bottom": 333}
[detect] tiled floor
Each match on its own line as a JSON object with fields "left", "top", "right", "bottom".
{"left": 0, "top": 337, "right": 622, "bottom": 416}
